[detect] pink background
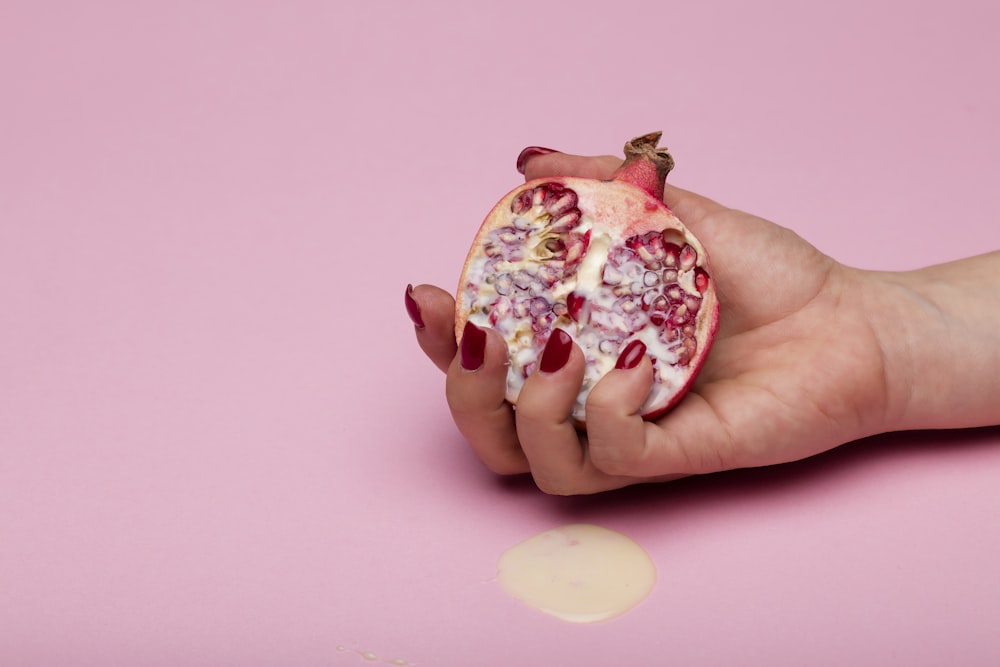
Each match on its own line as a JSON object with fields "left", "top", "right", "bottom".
{"left": 2, "top": 1, "right": 999, "bottom": 665}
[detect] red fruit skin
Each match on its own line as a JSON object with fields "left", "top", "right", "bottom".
{"left": 455, "top": 133, "right": 719, "bottom": 425}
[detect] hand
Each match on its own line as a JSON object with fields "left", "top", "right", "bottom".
{"left": 406, "top": 150, "right": 895, "bottom": 494}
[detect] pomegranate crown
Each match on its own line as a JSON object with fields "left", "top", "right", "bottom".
{"left": 612, "top": 131, "right": 675, "bottom": 202}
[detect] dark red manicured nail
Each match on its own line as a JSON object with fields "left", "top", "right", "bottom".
{"left": 515, "top": 146, "right": 558, "bottom": 175}
{"left": 615, "top": 339, "right": 647, "bottom": 370}
{"left": 539, "top": 329, "right": 573, "bottom": 373}
{"left": 460, "top": 321, "right": 487, "bottom": 371}
{"left": 404, "top": 284, "right": 424, "bottom": 328}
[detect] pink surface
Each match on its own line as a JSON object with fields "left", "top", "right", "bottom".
{"left": 2, "top": 1, "right": 999, "bottom": 665}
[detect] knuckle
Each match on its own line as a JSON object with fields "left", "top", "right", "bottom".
{"left": 589, "top": 438, "right": 639, "bottom": 476}
{"left": 479, "top": 450, "right": 528, "bottom": 476}
{"left": 532, "top": 474, "right": 577, "bottom": 496}
{"left": 584, "top": 390, "right": 618, "bottom": 420}
{"left": 585, "top": 418, "right": 647, "bottom": 477}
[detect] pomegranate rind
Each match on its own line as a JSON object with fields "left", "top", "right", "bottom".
{"left": 456, "top": 174, "right": 718, "bottom": 424}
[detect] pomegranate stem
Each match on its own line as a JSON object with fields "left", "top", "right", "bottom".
{"left": 611, "top": 131, "right": 675, "bottom": 202}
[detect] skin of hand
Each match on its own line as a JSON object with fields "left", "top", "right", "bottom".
{"left": 407, "top": 150, "right": 1000, "bottom": 495}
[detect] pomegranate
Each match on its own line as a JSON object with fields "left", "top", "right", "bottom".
{"left": 455, "top": 132, "right": 719, "bottom": 423}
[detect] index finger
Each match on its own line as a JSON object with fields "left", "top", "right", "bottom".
{"left": 518, "top": 149, "right": 728, "bottom": 228}
{"left": 520, "top": 151, "right": 623, "bottom": 181}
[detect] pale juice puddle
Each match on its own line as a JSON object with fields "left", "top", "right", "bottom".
{"left": 497, "top": 523, "right": 656, "bottom": 623}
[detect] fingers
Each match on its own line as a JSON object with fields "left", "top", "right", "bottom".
{"left": 513, "top": 330, "right": 592, "bottom": 494}
{"left": 407, "top": 286, "right": 528, "bottom": 474}
{"left": 446, "top": 323, "right": 528, "bottom": 475}
{"left": 584, "top": 356, "right": 658, "bottom": 475}
{"left": 520, "top": 150, "right": 624, "bottom": 182}
{"left": 410, "top": 279, "right": 731, "bottom": 489}
{"left": 661, "top": 183, "right": 729, "bottom": 229}
{"left": 406, "top": 283, "right": 459, "bottom": 374}
{"left": 514, "top": 330, "right": 646, "bottom": 495}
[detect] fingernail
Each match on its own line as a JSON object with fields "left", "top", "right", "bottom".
{"left": 539, "top": 328, "right": 573, "bottom": 373}
{"left": 460, "top": 321, "right": 487, "bottom": 371}
{"left": 515, "top": 146, "right": 558, "bottom": 175}
{"left": 615, "top": 339, "right": 647, "bottom": 370}
{"left": 404, "top": 284, "right": 424, "bottom": 328}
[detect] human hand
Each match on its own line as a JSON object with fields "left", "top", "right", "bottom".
{"left": 406, "top": 148, "right": 895, "bottom": 494}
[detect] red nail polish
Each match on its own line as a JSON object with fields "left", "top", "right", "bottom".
{"left": 539, "top": 329, "right": 573, "bottom": 373}
{"left": 460, "top": 321, "right": 487, "bottom": 371}
{"left": 515, "top": 146, "right": 558, "bottom": 175}
{"left": 615, "top": 340, "right": 647, "bottom": 370}
{"left": 404, "top": 284, "right": 425, "bottom": 328}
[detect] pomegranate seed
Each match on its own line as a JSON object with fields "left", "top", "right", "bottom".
{"left": 670, "top": 304, "right": 690, "bottom": 326}
{"left": 550, "top": 210, "right": 581, "bottom": 232}
{"left": 499, "top": 228, "right": 521, "bottom": 244}
{"left": 564, "top": 237, "right": 585, "bottom": 264}
{"left": 662, "top": 242, "right": 681, "bottom": 268}
{"left": 529, "top": 297, "right": 551, "bottom": 317}
{"left": 511, "top": 190, "right": 533, "bottom": 214}
{"left": 567, "top": 292, "right": 586, "bottom": 322}
{"left": 545, "top": 190, "right": 578, "bottom": 216}
{"left": 679, "top": 244, "right": 697, "bottom": 271}
{"left": 641, "top": 290, "right": 657, "bottom": 310}
{"left": 612, "top": 284, "right": 631, "bottom": 297}
{"left": 608, "top": 245, "right": 635, "bottom": 266}
{"left": 564, "top": 229, "right": 591, "bottom": 267}
{"left": 614, "top": 296, "right": 641, "bottom": 314}
{"left": 495, "top": 273, "right": 513, "bottom": 295}
{"left": 694, "top": 268, "right": 710, "bottom": 293}
{"left": 602, "top": 264, "right": 623, "bottom": 285}
{"left": 650, "top": 295, "right": 669, "bottom": 312}
{"left": 512, "top": 270, "right": 532, "bottom": 290}
{"left": 532, "top": 312, "right": 555, "bottom": 331}
{"left": 625, "top": 311, "right": 648, "bottom": 332}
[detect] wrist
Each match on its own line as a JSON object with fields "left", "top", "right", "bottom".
{"left": 856, "top": 268, "right": 931, "bottom": 432}
{"left": 859, "top": 254, "right": 1000, "bottom": 432}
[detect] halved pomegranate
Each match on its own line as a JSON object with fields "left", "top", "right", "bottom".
{"left": 456, "top": 132, "right": 719, "bottom": 423}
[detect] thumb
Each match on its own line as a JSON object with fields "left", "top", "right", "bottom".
{"left": 588, "top": 363, "right": 739, "bottom": 478}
